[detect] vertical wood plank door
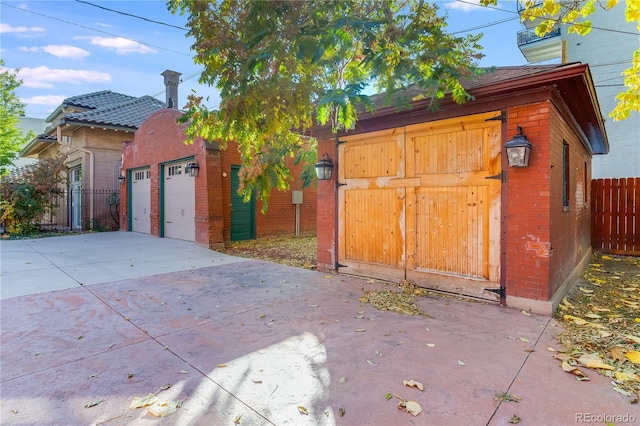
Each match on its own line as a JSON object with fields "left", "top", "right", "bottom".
{"left": 338, "top": 112, "right": 502, "bottom": 300}
{"left": 338, "top": 128, "right": 407, "bottom": 282}
{"left": 405, "top": 113, "right": 502, "bottom": 299}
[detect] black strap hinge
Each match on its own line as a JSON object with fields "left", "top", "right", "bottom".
{"left": 485, "top": 287, "right": 506, "bottom": 298}
{"left": 485, "top": 112, "right": 506, "bottom": 123}
{"left": 336, "top": 263, "right": 347, "bottom": 268}
{"left": 485, "top": 171, "right": 506, "bottom": 183}
{"left": 337, "top": 139, "right": 347, "bottom": 145}
{"left": 337, "top": 182, "right": 347, "bottom": 188}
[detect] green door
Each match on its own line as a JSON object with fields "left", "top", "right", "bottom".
{"left": 230, "top": 165, "right": 256, "bottom": 241}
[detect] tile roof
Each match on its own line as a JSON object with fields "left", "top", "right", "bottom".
{"left": 61, "top": 90, "right": 139, "bottom": 111}
{"left": 62, "top": 95, "right": 167, "bottom": 130}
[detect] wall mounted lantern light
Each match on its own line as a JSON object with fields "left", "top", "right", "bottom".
{"left": 505, "top": 126, "right": 532, "bottom": 167}
{"left": 117, "top": 175, "right": 125, "bottom": 184}
{"left": 315, "top": 153, "right": 333, "bottom": 180}
{"left": 186, "top": 161, "right": 200, "bottom": 177}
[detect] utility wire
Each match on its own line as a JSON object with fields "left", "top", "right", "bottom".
{"left": 2, "top": 3, "right": 191, "bottom": 57}
{"left": 74, "top": 0, "right": 187, "bottom": 31}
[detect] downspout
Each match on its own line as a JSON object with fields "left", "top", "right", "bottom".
{"left": 57, "top": 125, "right": 95, "bottom": 227}
{"left": 334, "top": 134, "right": 343, "bottom": 271}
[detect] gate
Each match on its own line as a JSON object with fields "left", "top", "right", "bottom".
{"left": 591, "top": 178, "right": 639, "bottom": 255}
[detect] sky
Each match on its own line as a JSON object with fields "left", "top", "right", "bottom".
{"left": 0, "top": 0, "right": 530, "bottom": 120}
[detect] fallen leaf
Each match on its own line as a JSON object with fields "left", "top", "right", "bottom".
{"left": 77, "top": 335, "right": 85, "bottom": 340}
{"left": 519, "top": 337, "right": 530, "bottom": 343}
{"left": 354, "top": 328, "right": 366, "bottom": 332}
{"left": 561, "top": 361, "right": 589, "bottom": 380}
{"left": 84, "top": 399, "right": 103, "bottom": 408}
{"left": 403, "top": 379, "right": 425, "bottom": 391}
{"left": 458, "top": 360, "right": 465, "bottom": 366}
{"left": 426, "top": 343, "right": 435, "bottom": 348}
{"left": 601, "top": 255, "right": 612, "bottom": 260}
{"left": 385, "top": 393, "right": 393, "bottom": 400}
{"left": 609, "top": 347, "right": 627, "bottom": 362}
{"left": 298, "top": 406, "right": 309, "bottom": 415}
{"left": 397, "top": 400, "right": 422, "bottom": 416}
{"left": 218, "top": 363, "right": 227, "bottom": 368}
{"left": 234, "top": 415, "right": 242, "bottom": 425}
{"left": 495, "top": 391, "right": 521, "bottom": 402}
{"left": 130, "top": 393, "right": 157, "bottom": 409}
{"left": 625, "top": 351, "right": 640, "bottom": 364}
{"left": 521, "top": 310, "right": 531, "bottom": 316}
{"left": 578, "top": 354, "right": 615, "bottom": 370}
{"left": 547, "top": 347, "right": 556, "bottom": 352}
{"left": 579, "top": 287, "right": 594, "bottom": 294}
{"left": 622, "top": 334, "right": 640, "bottom": 344}
{"left": 180, "top": 370, "right": 188, "bottom": 374}
{"left": 585, "top": 313, "right": 602, "bottom": 319}
{"left": 509, "top": 414, "right": 522, "bottom": 424}
{"left": 338, "top": 406, "right": 346, "bottom": 417}
{"left": 615, "top": 371, "right": 640, "bottom": 382}
{"left": 323, "top": 275, "right": 332, "bottom": 279}
{"left": 339, "top": 376, "right": 348, "bottom": 383}
{"left": 148, "top": 400, "right": 182, "bottom": 417}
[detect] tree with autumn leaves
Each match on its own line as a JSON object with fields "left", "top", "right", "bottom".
{"left": 169, "top": 0, "right": 638, "bottom": 205}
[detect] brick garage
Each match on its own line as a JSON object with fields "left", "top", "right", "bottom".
{"left": 313, "top": 64, "right": 608, "bottom": 315}
{"left": 120, "top": 108, "right": 317, "bottom": 248}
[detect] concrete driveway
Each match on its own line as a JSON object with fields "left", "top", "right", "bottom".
{"left": 0, "top": 232, "right": 633, "bottom": 425}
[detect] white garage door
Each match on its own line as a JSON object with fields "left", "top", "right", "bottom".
{"left": 163, "top": 161, "right": 195, "bottom": 241}
{"left": 131, "top": 168, "right": 151, "bottom": 234}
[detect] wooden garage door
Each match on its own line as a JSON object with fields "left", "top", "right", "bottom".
{"left": 163, "top": 161, "right": 195, "bottom": 241}
{"left": 131, "top": 168, "right": 151, "bottom": 234}
{"left": 338, "top": 111, "right": 502, "bottom": 300}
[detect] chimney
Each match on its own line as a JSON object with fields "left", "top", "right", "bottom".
{"left": 161, "top": 70, "right": 182, "bottom": 109}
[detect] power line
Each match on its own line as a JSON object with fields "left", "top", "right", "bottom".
{"left": 74, "top": 0, "right": 187, "bottom": 31}
{"left": 2, "top": 3, "right": 191, "bottom": 57}
{"left": 451, "top": 16, "right": 520, "bottom": 35}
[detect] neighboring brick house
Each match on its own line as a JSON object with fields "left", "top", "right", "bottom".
{"left": 20, "top": 88, "right": 165, "bottom": 230}
{"left": 120, "top": 73, "right": 317, "bottom": 247}
{"left": 313, "top": 63, "right": 608, "bottom": 315}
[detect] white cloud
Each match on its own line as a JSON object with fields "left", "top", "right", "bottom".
{"left": 20, "top": 45, "right": 90, "bottom": 60}
{"left": 444, "top": 0, "right": 488, "bottom": 12}
{"left": 21, "top": 95, "right": 66, "bottom": 106}
{"left": 16, "top": 66, "right": 111, "bottom": 88}
{"left": 0, "top": 23, "right": 45, "bottom": 37}
{"left": 78, "top": 36, "right": 156, "bottom": 54}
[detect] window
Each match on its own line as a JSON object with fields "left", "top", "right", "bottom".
{"left": 583, "top": 161, "right": 588, "bottom": 204}
{"left": 562, "top": 141, "right": 570, "bottom": 210}
{"left": 168, "top": 164, "right": 182, "bottom": 176}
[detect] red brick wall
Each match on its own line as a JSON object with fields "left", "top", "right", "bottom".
{"left": 505, "top": 100, "right": 592, "bottom": 301}
{"left": 547, "top": 103, "right": 592, "bottom": 295}
{"left": 505, "top": 102, "right": 553, "bottom": 300}
{"left": 121, "top": 109, "right": 317, "bottom": 247}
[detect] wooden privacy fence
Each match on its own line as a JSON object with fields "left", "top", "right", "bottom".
{"left": 591, "top": 178, "right": 639, "bottom": 255}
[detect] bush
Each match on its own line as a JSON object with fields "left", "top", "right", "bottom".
{"left": 0, "top": 156, "right": 67, "bottom": 235}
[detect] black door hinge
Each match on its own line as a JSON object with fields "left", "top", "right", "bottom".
{"left": 337, "top": 139, "right": 347, "bottom": 145}
{"left": 485, "top": 112, "right": 506, "bottom": 123}
{"left": 485, "top": 171, "right": 506, "bottom": 183}
{"left": 336, "top": 263, "right": 347, "bottom": 269}
{"left": 485, "top": 287, "right": 506, "bottom": 298}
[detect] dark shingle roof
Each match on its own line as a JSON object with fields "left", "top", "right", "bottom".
{"left": 62, "top": 90, "right": 139, "bottom": 111}
{"left": 62, "top": 95, "right": 166, "bottom": 130}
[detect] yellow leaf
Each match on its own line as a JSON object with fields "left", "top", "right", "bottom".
{"left": 615, "top": 371, "right": 640, "bottom": 382}
{"left": 458, "top": 360, "right": 465, "bottom": 366}
{"left": 564, "top": 315, "right": 588, "bottom": 325}
{"left": 579, "top": 287, "right": 594, "bottom": 294}
{"left": 585, "top": 313, "right": 601, "bottom": 319}
{"left": 218, "top": 363, "right": 227, "bottom": 368}
{"left": 298, "top": 406, "right": 309, "bottom": 415}
{"left": 625, "top": 350, "right": 640, "bottom": 364}
{"left": 148, "top": 400, "right": 181, "bottom": 417}
{"left": 601, "top": 255, "right": 613, "bottom": 260}
{"left": 578, "top": 354, "right": 615, "bottom": 370}
{"left": 129, "top": 393, "right": 158, "bottom": 409}
{"left": 635, "top": 318, "right": 640, "bottom": 323}
{"left": 323, "top": 275, "right": 332, "bottom": 279}
{"left": 403, "top": 379, "right": 425, "bottom": 391}
{"left": 398, "top": 400, "right": 422, "bottom": 416}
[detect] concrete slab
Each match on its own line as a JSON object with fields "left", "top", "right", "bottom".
{"left": 0, "top": 232, "right": 246, "bottom": 299}
{"left": 0, "top": 232, "right": 634, "bottom": 425}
